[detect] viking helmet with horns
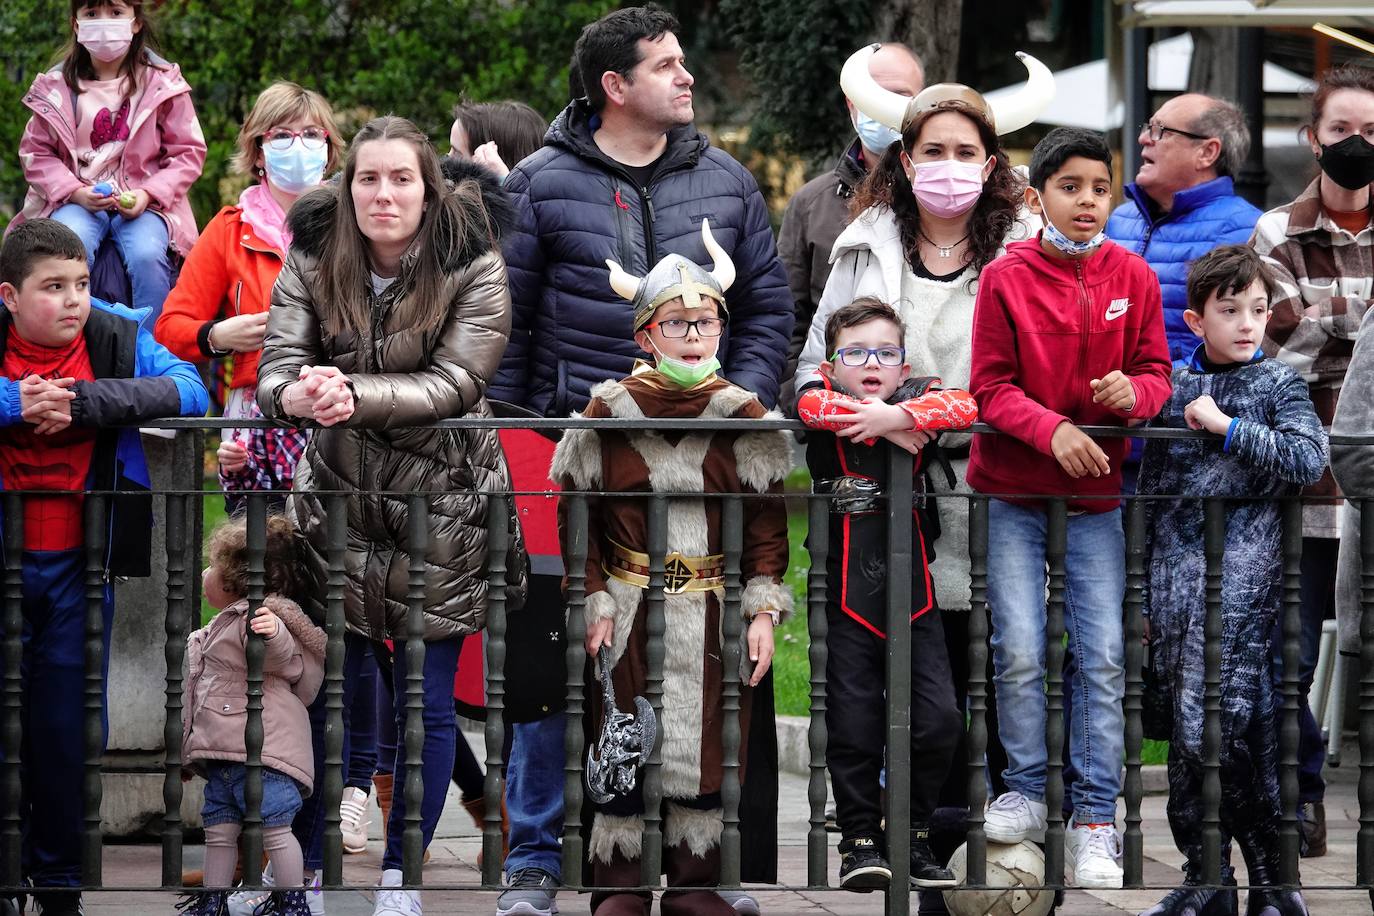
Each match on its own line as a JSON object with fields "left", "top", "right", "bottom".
{"left": 607, "top": 220, "right": 737, "bottom": 332}
{"left": 840, "top": 44, "right": 1054, "bottom": 136}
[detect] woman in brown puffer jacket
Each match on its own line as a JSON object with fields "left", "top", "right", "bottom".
{"left": 256, "top": 115, "right": 522, "bottom": 904}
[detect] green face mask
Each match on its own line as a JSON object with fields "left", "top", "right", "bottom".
{"left": 650, "top": 340, "right": 722, "bottom": 388}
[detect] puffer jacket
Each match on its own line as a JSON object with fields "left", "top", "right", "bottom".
{"left": 182, "top": 595, "right": 325, "bottom": 793}
{"left": 257, "top": 158, "right": 527, "bottom": 641}
{"left": 493, "top": 99, "right": 794, "bottom": 414}
{"left": 1105, "top": 177, "right": 1261, "bottom": 362}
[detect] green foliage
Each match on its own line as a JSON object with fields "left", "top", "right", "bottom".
{"left": 717, "top": 0, "right": 872, "bottom": 168}
{"left": 0, "top": 0, "right": 614, "bottom": 227}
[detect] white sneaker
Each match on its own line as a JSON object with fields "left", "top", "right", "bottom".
{"left": 373, "top": 869, "right": 422, "bottom": 916}
{"left": 983, "top": 791, "right": 1048, "bottom": 844}
{"left": 341, "top": 786, "right": 373, "bottom": 854}
{"left": 1065, "top": 818, "right": 1123, "bottom": 889}
{"left": 225, "top": 862, "right": 274, "bottom": 916}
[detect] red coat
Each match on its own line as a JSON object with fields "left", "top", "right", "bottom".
{"left": 155, "top": 203, "right": 283, "bottom": 390}
{"left": 967, "top": 237, "right": 1172, "bottom": 511}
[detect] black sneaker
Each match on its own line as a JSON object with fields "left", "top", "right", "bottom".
{"left": 173, "top": 890, "right": 228, "bottom": 916}
{"left": 29, "top": 889, "right": 83, "bottom": 916}
{"left": 838, "top": 836, "right": 891, "bottom": 892}
{"left": 910, "top": 825, "right": 956, "bottom": 889}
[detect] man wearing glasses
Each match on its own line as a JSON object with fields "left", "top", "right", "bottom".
{"left": 1106, "top": 94, "right": 1262, "bottom": 363}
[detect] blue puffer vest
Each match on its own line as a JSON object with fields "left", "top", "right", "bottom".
{"left": 493, "top": 100, "right": 793, "bottom": 415}
{"left": 1106, "top": 176, "right": 1262, "bottom": 363}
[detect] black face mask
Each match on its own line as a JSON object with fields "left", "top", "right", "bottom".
{"left": 1317, "top": 134, "right": 1374, "bottom": 191}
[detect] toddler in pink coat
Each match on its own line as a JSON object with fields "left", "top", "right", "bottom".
{"left": 12, "top": 0, "right": 206, "bottom": 319}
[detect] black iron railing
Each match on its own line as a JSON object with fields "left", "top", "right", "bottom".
{"left": 0, "top": 416, "right": 1371, "bottom": 916}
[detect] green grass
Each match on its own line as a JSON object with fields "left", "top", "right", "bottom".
{"left": 199, "top": 480, "right": 228, "bottom": 627}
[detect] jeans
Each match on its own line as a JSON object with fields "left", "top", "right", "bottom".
{"left": 503, "top": 712, "right": 567, "bottom": 880}
{"left": 1268, "top": 536, "right": 1335, "bottom": 806}
{"left": 345, "top": 645, "right": 378, "bottom": 791}
{"left": 382, "top": 636, "right": 463, "bottom": 871}
{"left": 12, "top": 550, "right": 114, "bottom": 888}
{"left": 987, "top": 500, "right": 1126, "bottom": 822}
{"left": 51, "top": 203, "right": 171, "bottom": 318}
{"left": 202, "top": 763, "right": 303, "bottom": 828}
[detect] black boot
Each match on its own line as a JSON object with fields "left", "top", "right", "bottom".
{"left": 910, "top": 825, "right": 956, "bottom": 889}
{"left": 1138, "top": 881, "right": 1237, "bottom": 916}
{"left": 1242, "top": 854, "right": 1308, "bottom": 916}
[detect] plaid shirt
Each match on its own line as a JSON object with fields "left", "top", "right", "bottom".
{"left": 219, "top": 395, "right": 308, "bottom": 512}
{"left": 1253, "top": 176, "right": 1373, "bottom": 538}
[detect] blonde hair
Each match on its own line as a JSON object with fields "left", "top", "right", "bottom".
{"left": 230, "top": 81, "right": 343, "bottom": 178}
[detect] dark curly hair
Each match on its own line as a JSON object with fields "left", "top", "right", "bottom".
{"left": 207, "top": 515, "right": 298, "bottom": 601}
{"left": 850, "top": 106, "right": 1024, "bottom": 283}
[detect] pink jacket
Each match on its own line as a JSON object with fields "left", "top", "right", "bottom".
{"left": 182, "top": 595, "right": 326, "bottom": 793}
{"left": 13, "top": 51, "right": 206, "bottom": 256}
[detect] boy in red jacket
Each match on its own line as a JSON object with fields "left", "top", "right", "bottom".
{"left": 967, "top": 128, "right": 1172, "bottom": 890}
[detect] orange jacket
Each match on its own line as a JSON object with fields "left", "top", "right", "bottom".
{"left": 155, "top": 205, "right": 283, "bottom": 390}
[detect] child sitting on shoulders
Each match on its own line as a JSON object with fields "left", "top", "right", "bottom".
{"left": 180, "top": 515, "right": 326, "bottom": 916}
{"left": 1139, "top": 245, "right": 1326, "bottom": 916}
{"left": 796, "top": 297, "right": 977, "bottom": 892}
{"left": 550, "top": 221, "right": 793, "bottom": 916}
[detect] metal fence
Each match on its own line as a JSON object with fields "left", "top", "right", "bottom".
{"left": 2, "top": 415, "right": 1372, "bottom": 915}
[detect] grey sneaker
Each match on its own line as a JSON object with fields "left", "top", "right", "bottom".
{"left": 717, "top": 890, "right": 760, "bottom": 914}
{"left": 495, "top": 869, "right": 559, "bottom": 916}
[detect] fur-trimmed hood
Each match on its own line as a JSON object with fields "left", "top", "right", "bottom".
{"left": 285, "top": 154, "right": 515, "bottom": 269}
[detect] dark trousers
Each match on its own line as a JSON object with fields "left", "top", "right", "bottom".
{"left": 1269, "top": 536, "right": 1335, "bottom": 807}
{"left": 14, "top": 550, "right": 114, "bottom": 888}
{"left": 825, "top": 605, "right": 960, "bottom": 842}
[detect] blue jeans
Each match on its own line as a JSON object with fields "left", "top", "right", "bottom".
{"left": 10, "top": 550, "right": 114, "bottom": 888}
{"left": 382, "top": 636, "right": 462, "bottom": 871}
{"left": 503, "top": 713, "right": 567, "bottom": 880}
{"left": 51, "top": 203, "right": 171, "bottom": 318}
{"left": 987, "top": 500, "right": 1126, "bottom": 822}
{"left": 202, "top": 763, "right": 303, "bottom": 828}
{"left": 346, "top": 645, "right": 378, "bottom": 791}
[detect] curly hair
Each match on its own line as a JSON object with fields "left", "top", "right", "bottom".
{"left": 207, "top": 515, "right": 298, "bottom": 601}
{"left": 849, "top": 106, "right": 1024, "bottom": 282}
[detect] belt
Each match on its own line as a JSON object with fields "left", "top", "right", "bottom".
{"left": 605, "top": 540, "right": 725, "bottom": 594}
{"left": 815, "top": 475, "right": 927, "bottom": 514}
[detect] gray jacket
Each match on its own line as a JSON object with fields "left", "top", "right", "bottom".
{"left": 1332, "top": 309, "right": 1374, "bottom": 656}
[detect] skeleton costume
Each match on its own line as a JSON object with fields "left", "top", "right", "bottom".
{"left": 551, "top": 223, "right": 793, "bottom": 916}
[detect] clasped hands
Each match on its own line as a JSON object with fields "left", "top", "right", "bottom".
{"left": 281, "top": 365, "right": 355, "bottom": 426}
{"left": 19, "top": 375, "right": 76, "bottom": 435}
{"left": 829, "top": 399, "right": 935, "bottom": 455}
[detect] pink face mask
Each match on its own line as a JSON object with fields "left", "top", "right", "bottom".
{"left": 909, "top": 158, "right": 990, "bottom": 218}
{"left": 76, "top": 18, "right": 134, "bottom": 64}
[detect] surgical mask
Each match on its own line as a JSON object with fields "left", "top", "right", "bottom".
{"left": 76, "top": 18, "right": 134, "bottom": 64}
{"left": 1034, "top": 190, "right": 1106, "bottom": 256}
{"left": 854, "top": 112, "right": 901, "bottom": 155}
{"left": 263, "top": 140, "right": 328, "bottom": 195}
{"left": 910, "top": 158, "right": 988, "bottom": 218}
{"left": 1317, "top": 134, "right": 1374, "bottom": 191}
{"left": 647, "top": 338, "right": 721, "bottom": 388}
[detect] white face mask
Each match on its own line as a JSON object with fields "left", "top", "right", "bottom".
{"left": 77, "top": 17, "right": 134, "bottom": 64}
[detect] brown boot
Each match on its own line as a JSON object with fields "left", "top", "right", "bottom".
{"left": 373, "top": 772, "right": 431, "bottom": 863}
{"left": 662, "top": 841, "right": 734, "bottom": 916}
{"left": 591, "top": 849, "right": 651, "bottom": 916}
{"left": 461, "top": 791, "right": 510, "bottom": 868}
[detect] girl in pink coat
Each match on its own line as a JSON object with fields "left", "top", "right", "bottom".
{"left": 13, "top": 0, "right": 206, "bottom": 319}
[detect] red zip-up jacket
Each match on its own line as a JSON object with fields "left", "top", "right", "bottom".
{"left": 967, "top": 236, "right": 1172, "bottom": 512}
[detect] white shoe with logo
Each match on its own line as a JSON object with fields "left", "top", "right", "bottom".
{"left": 1065, "top": 817, "right": 1123, "bottom": 889}
{"left": 983, "top": 791, "right": 1048, "bottom": 844}
{"left": 372, "top": 869, "right": 422, "bottom": 916}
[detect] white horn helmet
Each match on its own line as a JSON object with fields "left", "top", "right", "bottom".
{"left": 840, "top": 43, "right": 1054, "bottom": 136}
{"left": 606, "top": 219, "right": 735, "bottom": 332}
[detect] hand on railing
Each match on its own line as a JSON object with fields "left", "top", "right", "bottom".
{"left": 1050, "top": 421, "right": 1111, "bottom": 479}
{"left": 1183, "top": 395, "right": 1233, "bottom": 436}
{"left": 281, "top": 365, "right": 355, "bottom": 426}
{"left": 20, "top": 374, "right": 76, "bottom": 435}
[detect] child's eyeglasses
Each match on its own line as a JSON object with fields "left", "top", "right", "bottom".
{"left": 831, "top": 346, "right": 905, "bottom": 367}
{"left": 644, "top": 317, "right": 724, "bottom": 338}
{"left": 262, "top": 128, "right": 330, "bottom": 152}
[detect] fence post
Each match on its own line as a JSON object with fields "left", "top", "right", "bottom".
{"left": 1122, "top": 497, "right": 1146, "bottom": 887}
{"left": 639, "top": 496, "right": 668, "bottom": 886}
{"left": 719, "top": 497, "right": 744, "bottom": 888}
{"left": 481, "top": 493, "right": 509, "bottom": 887}
{"left": 320, "top": 495, "right": 349, "bottom": 887}
{"left": 1043, "top": 499, "right": 1067, "bottom": 891}
{"left": 82, "top": 494, "right": 107, "bottom": 887}
{"left": 1279, "top": 498, "right": 1303, "bottom": 884}
{"left": 561, "top": 495, "right": 589, "bottom": 887}
{"left": 1201, "top": 498, "right": 1224, "bottom": 885}
{"left": 884, "top": 447, "right": 913, "bottom": 916}
{"left": 2, "top": 495, "right": 23, "bottom": 888}
{"left": 806, "top": 494, "right": 830, "bottom": 888}
{"left": 965, "top": 496, "right": 990, "bottom": 888}
{"left": 402, "top": 495, "right": 429, "bottom": 885}
{"left": 161, "top": 493, "right": 188, "bottom": 886}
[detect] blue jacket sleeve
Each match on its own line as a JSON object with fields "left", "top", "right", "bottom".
{"left": 492, "top": 166, "right": 541, "bottom": 406}
{"left": 720, "top": 166, "right": 794, "bottom": 409}
{"left": 0, "top": 378, "right": 20, "bottom": 426}
{"left": 1226, "top": 370, "right": 1328, "bottom": 485}
{"left": 71, "top": 322, "right": 209, "bottom": 425}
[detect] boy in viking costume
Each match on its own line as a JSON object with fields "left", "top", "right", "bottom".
{"left": 550, "top": 221, "right": 792, "bottom": 916}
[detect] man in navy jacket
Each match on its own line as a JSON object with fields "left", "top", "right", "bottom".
{"left": 1106, "top": 93, "right": 1262, "bottom": 364}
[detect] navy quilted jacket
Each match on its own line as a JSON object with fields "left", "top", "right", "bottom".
{"left": 1106, "top": 177, "right": 1261, "bottom": 363}
{"left": 492, "top": 101, "right": 794, "bottom": 415}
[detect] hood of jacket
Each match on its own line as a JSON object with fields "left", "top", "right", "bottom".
{"left": 287, "top": 155, "right": 514, "bottom": 268}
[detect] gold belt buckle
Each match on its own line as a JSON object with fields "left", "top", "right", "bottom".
{"left": 662, "top": 551, "right": 698, "bottom": 595}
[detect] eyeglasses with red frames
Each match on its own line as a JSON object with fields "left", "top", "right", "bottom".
{"left": 643, "top": 317, "right": 725, "bottom": 338}
{"left": 262, "top": 127, "right": 330, "bottom": 152}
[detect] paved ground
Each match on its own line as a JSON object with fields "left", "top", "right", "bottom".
{"left": 70, "top": 734, "right": 1372, "bottom": 914}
